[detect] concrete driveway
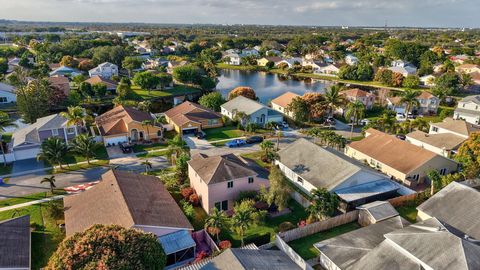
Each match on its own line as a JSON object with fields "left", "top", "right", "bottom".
{"left": 109, "top": 155, "right": 171, "bottom": 173}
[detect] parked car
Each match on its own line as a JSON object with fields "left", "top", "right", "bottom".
{"left": 281, "top": 121, "right": 289, "bottom": 129}
{"left": 246, "top": 136, "right": 263, "bottom": 144}
{"left": 225, "top": 139, "right": 246, "bottom": 148}
{"left": 360, "top": 119, "right": 371, "bottom": 126}
{"left": 196, "top": 130, "right": 206, "bottom": 139}
{"left": 396, "top": 134, "right": 406, "bottom": 140}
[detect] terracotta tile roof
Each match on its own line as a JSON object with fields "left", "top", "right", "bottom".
{"left": 85, "top": 75, "right": 118, "bottom": 89}
{"left": 188, "top": 153, "right": 264, "bottom": 184}
{"left": 64, "top": 170, "right": 193, "bottom": 236}
{"left": 349, "top": 131, "right": 440, "bottom": 174}
{"left": 95, "top": 105, "right": 154, "bottom": 136}
{"left": 417, "top": 91, "right": 436, "bottom": 99}
{"left": 341, "top": 88, "right": 374, "bottom": 98}
{"left": 271, "top": 92, "right": 300, "bottom": 108}
{"left": 165, "top": 101, "right": 221, "bottom": 127}
{"left": 431, "top": 117, "right": 480, "bottom": 137}
{"left": 387, "top": 96, "right": 402, "bottom": 106}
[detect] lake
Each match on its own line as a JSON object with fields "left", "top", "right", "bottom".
{"left": 216, "top": 69, "right": 336, "bottom": 103}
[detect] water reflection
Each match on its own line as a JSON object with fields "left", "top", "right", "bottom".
{"left": 216, "top": 70, "right": 335, "bottom": 103}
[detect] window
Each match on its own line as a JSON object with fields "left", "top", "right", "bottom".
{"left": 248, "top": 177, "right": 254, "bottom": 183}
{"left": 0, "top": 97, "right": 7, "bottom": 103}
{"left": 227, "top": 181, "right": 233, "bottom": 188}
{"left": 208, "top": 119, "right": 218, "bottom": 125}
{"left": 52, "top": 129, "right": 59, "bottom": 136}
{"left": 215, "top": 200, "right": 228, "bottom": 211}
{"left": 432, "top": 127, "right": 438, "bottom": 132}
{"left": 440, "top": 168, "right": 447, "bottom": 175}
{"left": 67, "top": 127, "right": 75, "bottom": 134}
{"left": 297, "top": 176, "right": 304, "bottom": 184}
{"left": 411, "top": 174, "right": 420, "bottom": 181}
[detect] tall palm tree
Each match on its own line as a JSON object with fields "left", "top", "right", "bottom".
{"left": 400, "top": 89, "right": 421, "bottom": 116}
{"left": 323, "top": 85, "right": 345, "bottom": 117}
{"left": 0, "top": 112, "right": 16, "bottom": 166}
{"left": 41, "top": 175, "right": 56, "bottom": 193}
{"left": 231, "top": 203, "right": 256, "bottom": 247}
{"left": 204, "top": 208, "right": 229, "bottom": 243}
{"left": 377, "top": 111, "right": 397, "bottom": 133}
{"left": 142, "top": 159, "right": 152, "bottom": 173}
{"left": 345, "top": 101, "right": 365, "bottom": 139}
{"left": 70, "top": 134, "right": 99, "bottom": 165}
{"left": 167, "top": 135, "right": 186, "bottom": 164}
{"left": 276, "top": 130, "right": 283, "bottom": 151}
{"left": 37, "top": 137, "right": 69, "bottom": 170}
{"left": 141, "top": 120, "right": 152, "bottom": 141}
{"left": 60, "top": 106, "right": 86, "bottom": 128}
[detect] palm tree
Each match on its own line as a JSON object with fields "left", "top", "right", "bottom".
{"left": 142, "top": 159, "right": 152, "bottom": 173}
{"left": 345, "top": 101, "right": 365, "bottom": 139}
{"left": 427, "top": 170, "right": 442, "bottom": 196}
{"left": 231, "top": 201, "right": 257, "bottom": 247}
{"left": 260, "top": 140, "right": 275, "bottom": 162}
{"left": 61, "top": 106, "right": 86, "bottom": 128}
{"left": 204, "top": 208, "right": 229, "bottom": 243}
{"left": 323, "top": 85, "right": 345, "bottom": 117}
{"left": 41, "top": 175, "right": 56, "bottom": 193}
{"left": 377, "top": 111, "right": 396, "bottom": 133}
{"left": 141, "top": 120, "right": 152, "bottom": 141}
{"left": 276, "top": 130, "right": 283, "bottom": 151}
{"left": 70, "top": 134, "right": 99, "bottom": 165}
{"left": 0, "top": 112, "right": 16, "bottom": 166}
{"left": 37, "top": 137, "right": 69, "bottom": 170}
{"left": 400, "top": 89, "right": 421, "bottom": 116}
{"left": 167, "top": 135, "right": 186, "bottom": 164}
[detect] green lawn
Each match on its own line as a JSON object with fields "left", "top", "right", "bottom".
{"left": 240, "top": 151, "right": 271, "bottom": 169}
{"left": 0, "top": 163, "right": 12, "bottom": 175}
{"left": 219, "top": 200, "right": 309, "bottom": 247}
{"left": 133, "top": 143, "right": 168, "bottom": 153}
{"left": 396, "top": 205, "right": 418, "bottom": 223}
{"left": 288, "top": 222, "right": 361, "bottom": 259}
{"left": 0, "top": 201, "right": 65, "bottom": 269}
{"left": 62, "top": 144, "right": 109, "bottom": 164}
{"left": 2, "top": 132, "right": 12, "bottom": 143}
{"left": 136, "top": 149, "right": 169, "bottom": 159}
{"left": 216, "top": 63, "right": 262, "bottom": 71}
{"left": 204, "top": 126, "right": 244, "bottom": 141}
{"left": 132, "top": 85, "right": 201, "bottom": 100}
{"left": 0, "top": 190, "right": 66, "bottom": 208}
{"left": 50, "top": 160, "right": 109, "bottom": 174}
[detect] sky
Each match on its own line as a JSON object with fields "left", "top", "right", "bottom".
{"left": 0, "top": 0, "right": 478, "bottom": 28}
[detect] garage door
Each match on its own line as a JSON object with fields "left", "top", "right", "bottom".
{"left": 14, "top": 147, "right": 41, "bottom": 161}
{"left": 104, "top": 136, "right": 128, "bottom": 146}
{"left": 182, "top": 127, "right": 198, "bottom": 135}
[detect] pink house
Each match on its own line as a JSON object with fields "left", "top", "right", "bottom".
{"left": 341, "top": 88, "right": 375, "bottom": 109}
{"left": 188, "top": 153, "right": 269, "bottom": 214}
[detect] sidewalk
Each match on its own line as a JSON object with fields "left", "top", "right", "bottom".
{"left": 0, "top": 159, "right": 103, "bottom": 179}
{"left": 0, "top": 195, "right": 65, "bottom": 212}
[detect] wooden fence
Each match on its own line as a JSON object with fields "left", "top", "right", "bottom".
{"left": 278, "top": 210, "right": 359, "bottom": 242}
{"left": 388, "top": 193, "right": 418, "bottom": 207}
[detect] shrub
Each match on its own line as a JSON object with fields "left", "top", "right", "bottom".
{"left": 245, "top": 233, "right": 271, "bottom": 246}
{"left": 219, "top": 240, "right": 232, "bottom": 250}
{"left": 236, "top": 190, "right": 258, "bottom": 202}
{"left": 181, "top": 187, "right": 195, "bottom": 200}
{"left": 278, "top": 221, "right": 296, "bottom": 232}
{"left": 189, "top": 193, "right": 200, "bottom": 206}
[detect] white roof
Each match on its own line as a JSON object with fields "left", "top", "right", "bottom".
{"left": 221, "top": 96, "right": 267, "bottom": 115}
{"left": 12, "top": 114, "right": 69, "bottom": 148}
{"left": 0, "top": 82, "right": 15, "bottom": 94}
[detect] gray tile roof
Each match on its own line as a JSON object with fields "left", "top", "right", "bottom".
{"left": 201, "top": 248, "right": 302, "bottom": 270}
{"left": 221, "top": 96, "right": 267, "bottom": 116}
{"left": 0, "top": 215, "right": 30, "bottom": 269}
{"left": 460, "top": 95, "right": 480, "bottom": 105}
{"left": 357, "top": 201, "right": 399, "bottom": 222}
{"left": 417, "top": 181, "right": 480, "bottom": 240}
{"left": 277, "top": 138, "right": 391, "bottom": 191}
{"left": 12, "top": 113, "right": 68, "bottom": 148}
{"left": 314, "top": 216, "right": 409, "bottom": 270}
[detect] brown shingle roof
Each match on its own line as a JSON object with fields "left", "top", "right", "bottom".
{"left": 417, "top": 91, "right": 436, "bottom": 99}
{"left": 188, "top": 154, "right": 260, "bottom": 184}
{"left": 47, "top": 75, "right": 69, "bottom": 86}
{"left": 349, "top": 131, "right": 439, "bottom": 174}
{"left": 271, "top": 92, "right": 300, "bottom": 108}
{"left": 64, "top": 170, "right": 193, "bottom": 236}
{"left": 95, "top": 105, "right": 154, "bottom": 136}
{"left": 165, "top": 101, "right": 221, "bottom": 127}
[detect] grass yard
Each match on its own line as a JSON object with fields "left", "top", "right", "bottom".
{"left": 0, "top": 201, "right": 65, "bottom": 269}
{"left": 133, "top": 143, "right": 168, "bottom": 153}
{"left": 132, "top": 85, "right": 201, "bottom": 100}
{"left": 219, "top": 200, "right": 309, "bottom": 247}
{"left": 0, "top": 163, "right": 12, "bottom": 175}
{"left": 136, "top": 149, "right": 169, "bottom": 159}
{"left": 396, "top": 205, "right": 418, "bottom": 223}
{"left": 288, "top": 222, "right": 361, "bottom": 259}
{"left": 50, "top": 159, "right": 109, "bottom": 174}
{"left": 62, "top": 144, "right": 109, "bottom": 165}
{"left": 240, "top": 151, "right": 272, "bottom": 169}
{"left": 0, "top": 190, "right": 66, "bottom": 208}
{"left": 2, "top": 132, "right": 12, "bottom": 143}
{"left": 204, "top": 126, "right": 244, "bottom": 141}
